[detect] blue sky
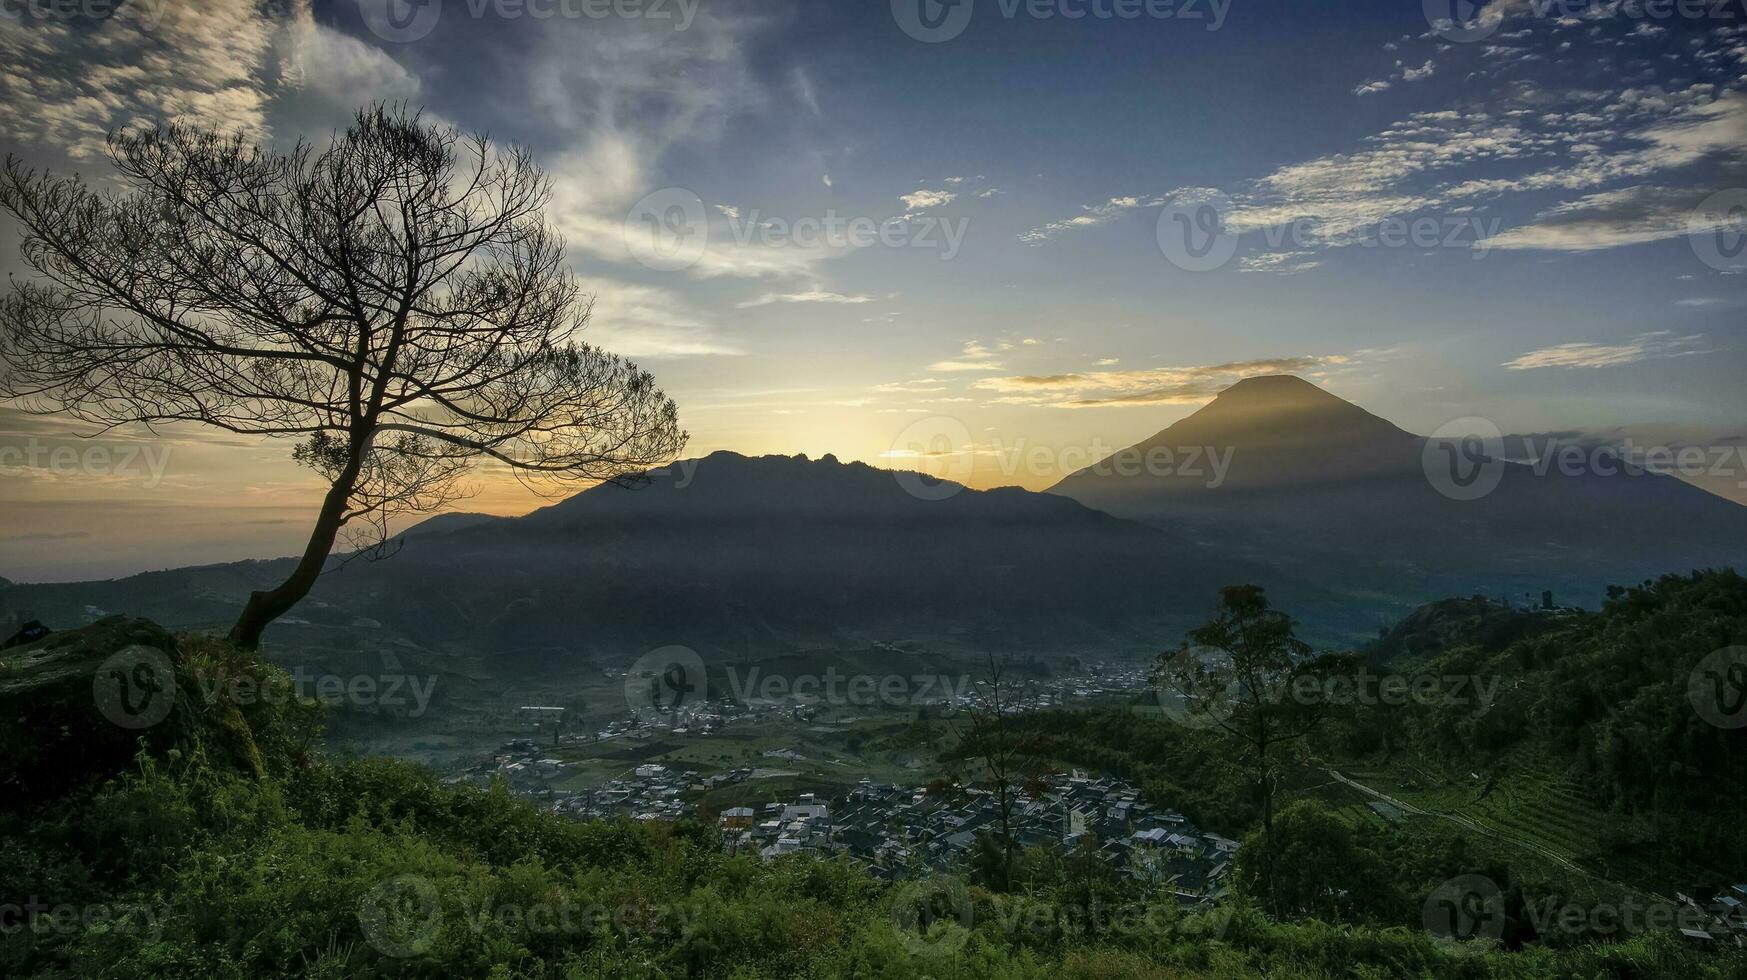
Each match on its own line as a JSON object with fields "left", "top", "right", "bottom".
{"left": 0, "top": 0, "right": 1744, "bottom": 578}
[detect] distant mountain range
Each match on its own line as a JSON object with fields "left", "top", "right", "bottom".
{"left": 4, "top": 375, "right": 1743, "bottom": 663}
{"left": 0, "top": 450, "right": 1356, "bottom": 661}
{"left": 1050, "top": 374, "right": 1747, "bottom": 606}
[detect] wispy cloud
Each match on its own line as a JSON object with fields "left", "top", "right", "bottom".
{"left": 1503, "top": 331, "right": 1706, "bottom": 370}
{"left": 873, "top": 379, "right": 947, "bottom": 393}
{"left": 1019, "top": 195, "right": 1160, "bottom": 244}
{"left": 975, "top": 356, "right": 1339, "bottom": 408}
{"left": 736, "top": 289, "right": 875, "bottom": 309}
{"left": 578, "top": 280, "right": 743, "bottom": 358}
{"left": 928, "top": 341, "right": 1005, "bottom": 373}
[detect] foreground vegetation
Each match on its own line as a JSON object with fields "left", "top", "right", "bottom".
{"left": 5, "top": 747, "right": 1741, "bottom": 979}
{"left": 3, "top": 594, "right": 1744, "bottom": 978}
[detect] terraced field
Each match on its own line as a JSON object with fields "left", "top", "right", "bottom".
{"left": 1313, "top": 746, "right": 1702, "bottom": 899}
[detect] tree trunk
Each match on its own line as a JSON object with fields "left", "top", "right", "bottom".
{"left": 1259, "top": 747, "right": 1277, "bottom": 915}
{"left": 228, "top": 466, "right": 359, "bottom": 650}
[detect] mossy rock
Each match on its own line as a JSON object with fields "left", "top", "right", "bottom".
{"left": 0, "top": 616, "right": 306, "bottom": 804}
{"left": 0, "top": 617, "right": 184, "bottom": 802}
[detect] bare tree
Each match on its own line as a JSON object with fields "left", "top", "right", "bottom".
{"left": 0, "top": 105, "right": 686, "bottom": 648}
{"left": 950, "top": 652, "right": 1040, "bottom": 890}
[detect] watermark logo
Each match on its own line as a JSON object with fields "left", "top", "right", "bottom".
{"left": 357, "top": 0, "right": 443, "bottom": 42}
{"left": 891, "top": 875, "right": 974, "bottom": 956}
{"left": 892, "top": 0, "right": 975, "bottom": 41}
{"left": 888, "top": 415, "right": 977, "bottom": 501}
{"left": 1155, "top": 644, "right": 1242, "bottom": 730}
{"left": 624, "top": 187, "right": 709, "bottom": 272}
{"left": 1423, "top": 418, "right": 1506, "bottom": 502}
{"left": 190, "top": 664, "right": 440, "bottom": 718}
{"left": 1689, "top": 646, "right": 1747, "bottom": 729}
{"left": 1157, "top": 189, "right": 1237, "bottom": 272}
{"left": 1423, "top": 874, "right": 1507, "bottom": 943}
{"left": 358, "top": 874, "right": 443, "bottom": 959}
{"left": 625, "top": 645, "right": 707, "bottom": 720}
{"left": 1423, "top": 0, "right": 1503, "bottom": 42}
{"left": 1689, "top": 188, "right": 1747, "bottom": 274}
{"left": 92, "top": 645, "right": 176, "bottom": 730}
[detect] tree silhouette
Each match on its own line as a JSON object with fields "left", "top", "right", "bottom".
{"left": 1156, "top": 585, "right": 1320, "bottom": 914}
{"left": 0, "top": 105, "right": 685, "bottom": 648}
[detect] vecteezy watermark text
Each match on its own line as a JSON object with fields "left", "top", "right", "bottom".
{"left": 92, "top": 647, "right": 439, "bottom": 730}
{"left": 884, "top": 415, "right": 1236, "bottom": 501}
{"left": 1422, "top": 420, "right": 1747, "bottom": 502}
{"left": 1156, "top": 653, "right": 1502, "bottom": 729}
{"left": 722, "top": 667, "right": 973, "bottom": 708}
{"left": 0, "top": 438, "right": 172, "bottom": 489}
{"left": 1156, "top": 189, "right": 1501, "bottom": 273}
{"left": 0, "top": 897, "right": 164, "bottom": 939}
{"left": 357, "top": 0, "right": 700, "bottom": 43}
{"left": 191, "top": 665, "right": 439, "bottom": 718}
{"left": 891, "top": 0, "right": 1231, "bottom": 43}
{"left": 624, "top": 189, "right": 969, "bottom": 271}
{"left": 1424, "top": 874, "right": 1744, "bottom": 944}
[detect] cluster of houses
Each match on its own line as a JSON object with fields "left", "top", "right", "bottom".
{"left": 451, "top": 742, "right": 769, "bottom": 822}
{"left": 939, "top": 661, "right": 1158, "bottom": 716}
{"left": 1678, "top": 885, "right": 1747, "bottom": 945}
{"left": 721, "top": 771, "right": 1236, "bottom": 905}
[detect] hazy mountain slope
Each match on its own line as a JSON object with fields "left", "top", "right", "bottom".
{"left": 320, "top": 451, "right": 1352, "bottom": 658}
{"left": 0, "top": 452, "right": 1364, "bottom": 661}
{"left": 1050, "top": 375, "right": 1747, "bottom": 604}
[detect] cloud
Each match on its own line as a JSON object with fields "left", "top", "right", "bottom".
{"left": 927, "top": 341, "right": 1005, "bottom": 373}
{"left": 1077, "top": 32, "right": 1747, "bottom": 272}
{"left": 736, "top": 289, "right": 875, "bottom": 309}
{"left": 792, "top": 66, "right": 821, "bottom": 116}
{"left": 1354, "top": 80, "right": 1392, "bottom": 96}
{"left": 901, "top": 188, "right": 957, "bottom": 212}
{"left": 0, "top": 531, "right": 92, "bottom": 543}
{"left": 1401, "top": 60, "right": 1436, "bottom": 82}
{"left": 974, "top": 356, "right": 1336, "bottom": 408}
{"left": 0, "top": 0, "right": 410, "bottom": 162}
{"left": 276, "top": 8, "right": 420, "bottom": 108}
{"left": 528, "top": 7, "right": 821, "bottom": 281}
{"left": 1502, "top": 331, "right": 1706, "bottom": 370}
{"left": 577, "top": 280, "right": 743, "bottom": 358}
{"left": 1481, "top": 182, "right": 1735, "bottom": 251}
{"left": 1019, "top": 195, "right": 1160, "bottom": 244}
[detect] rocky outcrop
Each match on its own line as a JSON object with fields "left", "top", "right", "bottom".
{"left": 0, "top": 617, "right": 188, "bottom": 802}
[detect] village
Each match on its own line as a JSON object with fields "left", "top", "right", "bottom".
{"left": 465, "top": 736, "right": 1236, "bottom": 905}
{"left": 439, "top": 654, "right": 1235, "bottom": 907}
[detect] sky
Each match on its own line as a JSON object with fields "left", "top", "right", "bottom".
{"left": 0, "top": 0, "right": 1744, "bottom": 581}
